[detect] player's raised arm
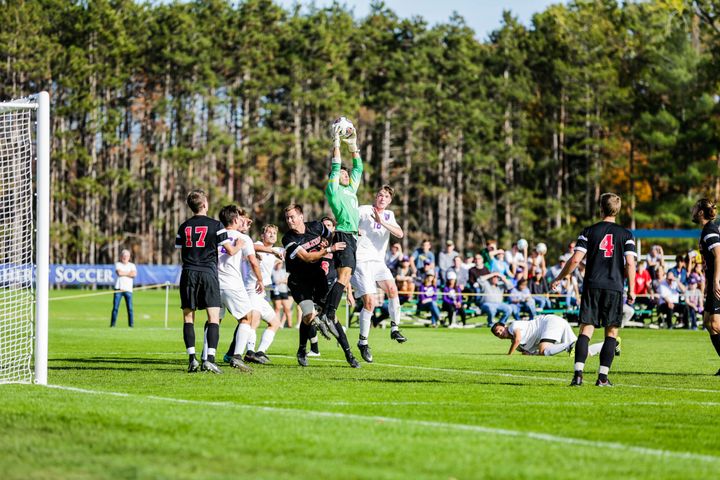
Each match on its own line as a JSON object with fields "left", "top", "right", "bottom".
{"left": 343, "top": 130, "right": 363, "bottom": 193}
{"left": 508, "top": 329, "right": 522, "bottom": 355}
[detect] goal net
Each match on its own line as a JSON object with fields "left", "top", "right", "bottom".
{"left": 0, "top": 93, "right": 49, "bottom": 385}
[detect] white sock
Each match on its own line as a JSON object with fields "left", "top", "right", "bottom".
{"left": 247, "top": 329, "right": 257, "bottom": 352}
{"left": 588, "top": 342, "right": 603, "bottom": 357}
{"left": 543, "top": 342, "right": 572, "bottom": 356}
{"left": 358, "top": 309, "right": 372, "bottom": 345}
{"left": 388, "top": 296, "right": 401, "bottom": 332}
{"left": 207, "top": 347, "right": 216, "bottom": 358}
{"left": 201, "top": 325, "right": 208, "bottom": 360}
{"left": 258, "top": 329, "right": 276, "bottom": 353}
{"left": 234, "top": 323, "right": 252, "bottom": 356}
{"left": 187, "top": 346, "right": 196, "bottom": 355}
{"left": 310, "top": 335, "right": 319, "bottom": 344}
{"left": 598, "top": 365, "right": 610, "bottom": 376}
{"left": 574, "top": 362, "right": 585, "bottom": 372}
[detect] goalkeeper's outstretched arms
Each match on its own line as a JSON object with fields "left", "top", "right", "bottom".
{"left": 343, "top": 126, "right": 363, "bottom": 193}
{"left": 327, "top": 130, "right": 343, "bottom": 196}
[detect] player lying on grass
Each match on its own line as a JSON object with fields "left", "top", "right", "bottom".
{"left": 491, "top": 314, "right": 620, "bottom": 357}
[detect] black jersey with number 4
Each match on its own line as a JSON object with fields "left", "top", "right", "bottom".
{"left": 282, "top": 221, "right": 333, "bottom": 277}
{"left": 699, "top": 221, "right": 720, "bottom": 284}
{"left": 574, "top": 221, "right": 636, "bottom": 292}
{"left": 175, "top": 215, "right": 229, "bottom": 274}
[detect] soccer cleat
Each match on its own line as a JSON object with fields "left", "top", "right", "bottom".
{"left": 344, "top": 349, "right": 361, "bottom": 368}
{"left": 229, "top": 355, "right": 253, "bottom": 372}
{"left": 201, "top": 360, "right": 223, "bottom": 374}
{"left": 244, "top": 350, "right": 266, "bottom": 365}
{"left": 255, "top": 351, "right": 271, "bottom": 364}
{"left": 714, "top": 368, "right": 720, "bottom": 376}
{"left": 567, "top": 341, "right": 576, "bottom": 356}
{"left": 390, "top": 330, "right": 408, "bottom": 343}
{"left": 358, "top": 343, "right": 373, "bottom": 363}
{"left": 595, "top": 378, "right": 613, "bottom": 387}
{"left": 297, "top": 349, "right": 308, "bottom": 367}
{"left": 306, "top": 350, "right": 321, "bottom": 357}
{"left": 320, "top": 314, "right": 340, "bottom": 338}
{"left": 188, "top": 358, "right": 200, "bottom": 373}
{"left": 614, "top": 337, "right": 622, "bottom": 356}
{"left": 223, "top": 353, "right": 232, "bottom": 364}
{"left": 311, "top": 316, "right": 332, "bottom": 340}
{"left": 569, "top": 373, "right": 583, "bottom": 387}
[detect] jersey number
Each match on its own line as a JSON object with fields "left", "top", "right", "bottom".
{"left": 185, "top": 226, "right": 208, "bottom": 247}
{"left": 599, "top": 234, "right": 614, "bottom": 257}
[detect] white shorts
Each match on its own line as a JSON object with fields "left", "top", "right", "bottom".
{"left": 540, "top": 315, "right": 577, "bottom": 344}
{"left": 220, "top": 288, "right": 252, "bottom": 321}
{"left": 249, "top": 291, "right": 276, "bottom": 324}
{"left": 351, "top": 260, "right": 394, "bottom": 297}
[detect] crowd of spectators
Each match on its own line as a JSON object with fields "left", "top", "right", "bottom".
{"left": 379, "top": 239, "right": 708, "bottom": 330}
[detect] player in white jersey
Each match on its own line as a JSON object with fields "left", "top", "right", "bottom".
{"left": 350, "top": 185, "right": 407, "bottom": 363}
{"left": 237, "top": 213, "right": 282, "bottom": 365}
{"left": 491, "top": 314, "right": 612, "bottom": 357}
{"left": 201, "top": 205, "right": 253, "bottom": 372}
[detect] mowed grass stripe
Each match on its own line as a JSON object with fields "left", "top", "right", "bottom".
{"left": 46, "top": 383, "right": 720, "bottom": 465}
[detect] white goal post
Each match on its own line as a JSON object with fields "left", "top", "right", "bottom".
{"left": 0, "top": 92, "right": 50, "bottom": 385}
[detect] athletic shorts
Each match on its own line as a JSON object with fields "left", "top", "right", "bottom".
{"left": 249, "top": 291, "right": 276, "bottom": 323}
{"left": 351, "top": 260, "right": 394, "bottom": 297}
{"left": 539, "top": 316, "right": 577, "bottom": 344}
{"left": 219, "top": 288, "right": 252, "bottom": 321}
{"left": 704, "top": 291, "right": 720, "bottom": 316}
{"left": 271, "top": 291, "right": 289, "bottom": 301}
{"left": 579, "top": 288, "right": 623, "bottom": 328}
{"left": 288, "top": 271, "right": 329, "bottom": 309}
{"left": 333, "top": 231, "right": 357, "bottom": 272}
{"left": 179, "top": 270, "right": 221, "bottom": 311}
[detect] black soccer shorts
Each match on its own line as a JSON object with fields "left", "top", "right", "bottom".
{"left": 332, "top": 231, "right": 357, "bottom": 272}
{"left": 179, "top": 269, "right": 221, "bottom": 311}
{"left": 288, "top": 270, "right": 330, "bottom": 308}
{"left": 704, "top": 290, "right": 720, "bottom": 316}
{"left": 579, "top": 288, "right": 623, "bottom": 328}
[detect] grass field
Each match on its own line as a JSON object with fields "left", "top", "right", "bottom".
{"left": 2, "top": 288, "right": 720, "bottom": 479}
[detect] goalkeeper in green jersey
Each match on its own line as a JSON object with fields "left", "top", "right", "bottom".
{"left": 319, "top": 119, "right": 363, "bottom": 338}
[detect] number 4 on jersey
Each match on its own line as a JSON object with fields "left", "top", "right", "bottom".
{"left": 599, "top": 234, "right": 614, "bottom": 257}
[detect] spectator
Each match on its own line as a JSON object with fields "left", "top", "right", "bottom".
{"left": 438, "top": 240, "right": 459, "bottom": 282}
{"left": 531, "top": 243, "right": 548, "bottom": 278}
{"left": 385, "top": 242, "right": 403, "bottom": 274}
{"left": 417, "top": 259, "right": 435, "bottom": 286}
{"left": 477, "top": 272, "right": 513, "bottom": 327}
{"left": 442, "top": 271, "right": 466, "bottom": 327}
{"left": 688, "top": 262, "right": 705, "bottom": 295}
{"left": 559, "top": 274, "right": 580, "bottom": 309}
{"left": 549, "top": 254, "right": 568, "bottom": 281}
{"left": 528, "top": 266, "right": 551, "bottom": 310}
{"left": 271, "top": 260, "right": 294, "bottom": 328}
{"left": 634, "top": 260, "right": 654, "bottom": 310}
{"left": 411, "top": 239, "right": 435, "bottom": 272}
{"left": 417, "top": 273, "right": 441, "bottom": 327}
{"left": 448, "top": 255, "right": 469, "bottom": 289}
{"left": 646, "top": 245, "right": 664, "bottom": 279}
{"left": 110, "top": 249, "right": 136, "bottom": 328}
{"left": 395, "top": 256, "right": 416, "bottom": 303}
{"left": 668, "top": 254, "right": 688, "bottom": 286}
{"left": 509, "top": 278, "right": 536, "bottom": 319}
{"left": 686, "top": 277, "right": 702, "bottom": 330}
{"left": 490, "top": 249, "right": 512, "bottom": 281}
{"left": 657, "top": 270, "right": 690, "bottom": 329}
{"left": 505, "top": 242, "right": 527, "bottom": 278}
{"left": 468, "top": 253, "right": 491, "bottom": 307}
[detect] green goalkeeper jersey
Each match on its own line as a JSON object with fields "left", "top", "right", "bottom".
{"left": 326, "top": 156, "right": 363, "bottom": 233}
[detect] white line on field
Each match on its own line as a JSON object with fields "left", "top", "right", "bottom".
{"left": 44, "top": 384, "right": 720, "bottom": 464}
{"left": 53, "top": 352, "right": 720, "bottom": 394}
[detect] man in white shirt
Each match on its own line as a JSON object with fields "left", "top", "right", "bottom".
{"left": 110, "top": 249, "right": 137, "bottom": 327}
{"left": 656, "top": 270, "right": 689, "bottom": 328}
{"left": 351, "top": 185, "right": 408, "bottom": 363}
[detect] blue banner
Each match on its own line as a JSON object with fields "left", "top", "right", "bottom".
{"left": 50, "top": 264, "right": 182, "bottom": 286}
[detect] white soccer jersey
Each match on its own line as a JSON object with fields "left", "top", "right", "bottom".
{"left": 255, "top": 241, "right": 282, "bottom": 287}
{"left": 507, "top": 318, "right": 543, "bottom": 352}
{"left": 508, "top": 315, "right": 573, "bottom": 354}
{"left": 218, "top": 230, "right": 254, "bottom": 290}
{"left": 237, "top": 233, "right": 260, "bottom": 292}
{"left": 356, "top": 205, "right": 398, "bottom": 263}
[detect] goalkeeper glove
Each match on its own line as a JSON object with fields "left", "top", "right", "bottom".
{"left": 342, "top": 130, "right": 358, "bottom": 154}
{"left": 332, "top": 125, "right": 342, "bottom": 149}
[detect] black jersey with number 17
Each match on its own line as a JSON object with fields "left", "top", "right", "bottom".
{"left": 175, "top": 215, "right": 230, "bottom": 274}
{"left": 574, "top": 221, "right": 636, "bottom": 292}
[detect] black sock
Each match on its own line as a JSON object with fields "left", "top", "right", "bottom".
{"left": 183, "top": 323, "right": 195, "bottom": 360}
{"left": 299, "top": 321, "right": 310, "bottom": 352}
{"left": 574, "top": 334, "right": 590, "bottom": 366}
{"left": 226, "top": 324, "right": 239, "bottom": 357}
{"left": 599, "top": 337, "right": 617, "bottom": 380}
{"left": 711, "top": 334, "right": 720, "bottom": 357}
{"left": 324, "top": 282, "right": 346, "bottom": 321}
{"left": 333, "top": 320, "right": 351, "bottom": 351}
{"left": 207, "top": 323, "right": 219, "bottom": 363}
{"left": 310, "top": 340, "right": 320, "bottom": 354}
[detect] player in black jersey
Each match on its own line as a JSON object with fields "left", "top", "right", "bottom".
{"left": 692, "top": 199, "right": 720, "bottom": 375}
{"left": 282, "top": 204, "right": 360, "bottom": 368}
{"left": 175, "top": 190, "right": 240, "bottom": 374}
{"left": 551, "top": 193, "right": 636, "bottom": 387}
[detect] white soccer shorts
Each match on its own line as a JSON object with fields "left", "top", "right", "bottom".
{"left": 249, "top": 291, "right": 276, "bottom": 323}
{"left": 351, "top": 260, "right": 395, "bottom": 297}
{"left": 540, "top": 315, "right": 577, "bottom": 344}
{"left": 220, "top": 288, "right": 252, "bottom": 321}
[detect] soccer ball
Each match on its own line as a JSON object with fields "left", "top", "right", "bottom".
{"left": 330, "top": 116, "right": 355, "bottom": 139}
{"left": 535, "top": 242, "right": 547, "bottom": 254}
{"left": 517, "top": 238, "right": 528, "bottom": 250}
